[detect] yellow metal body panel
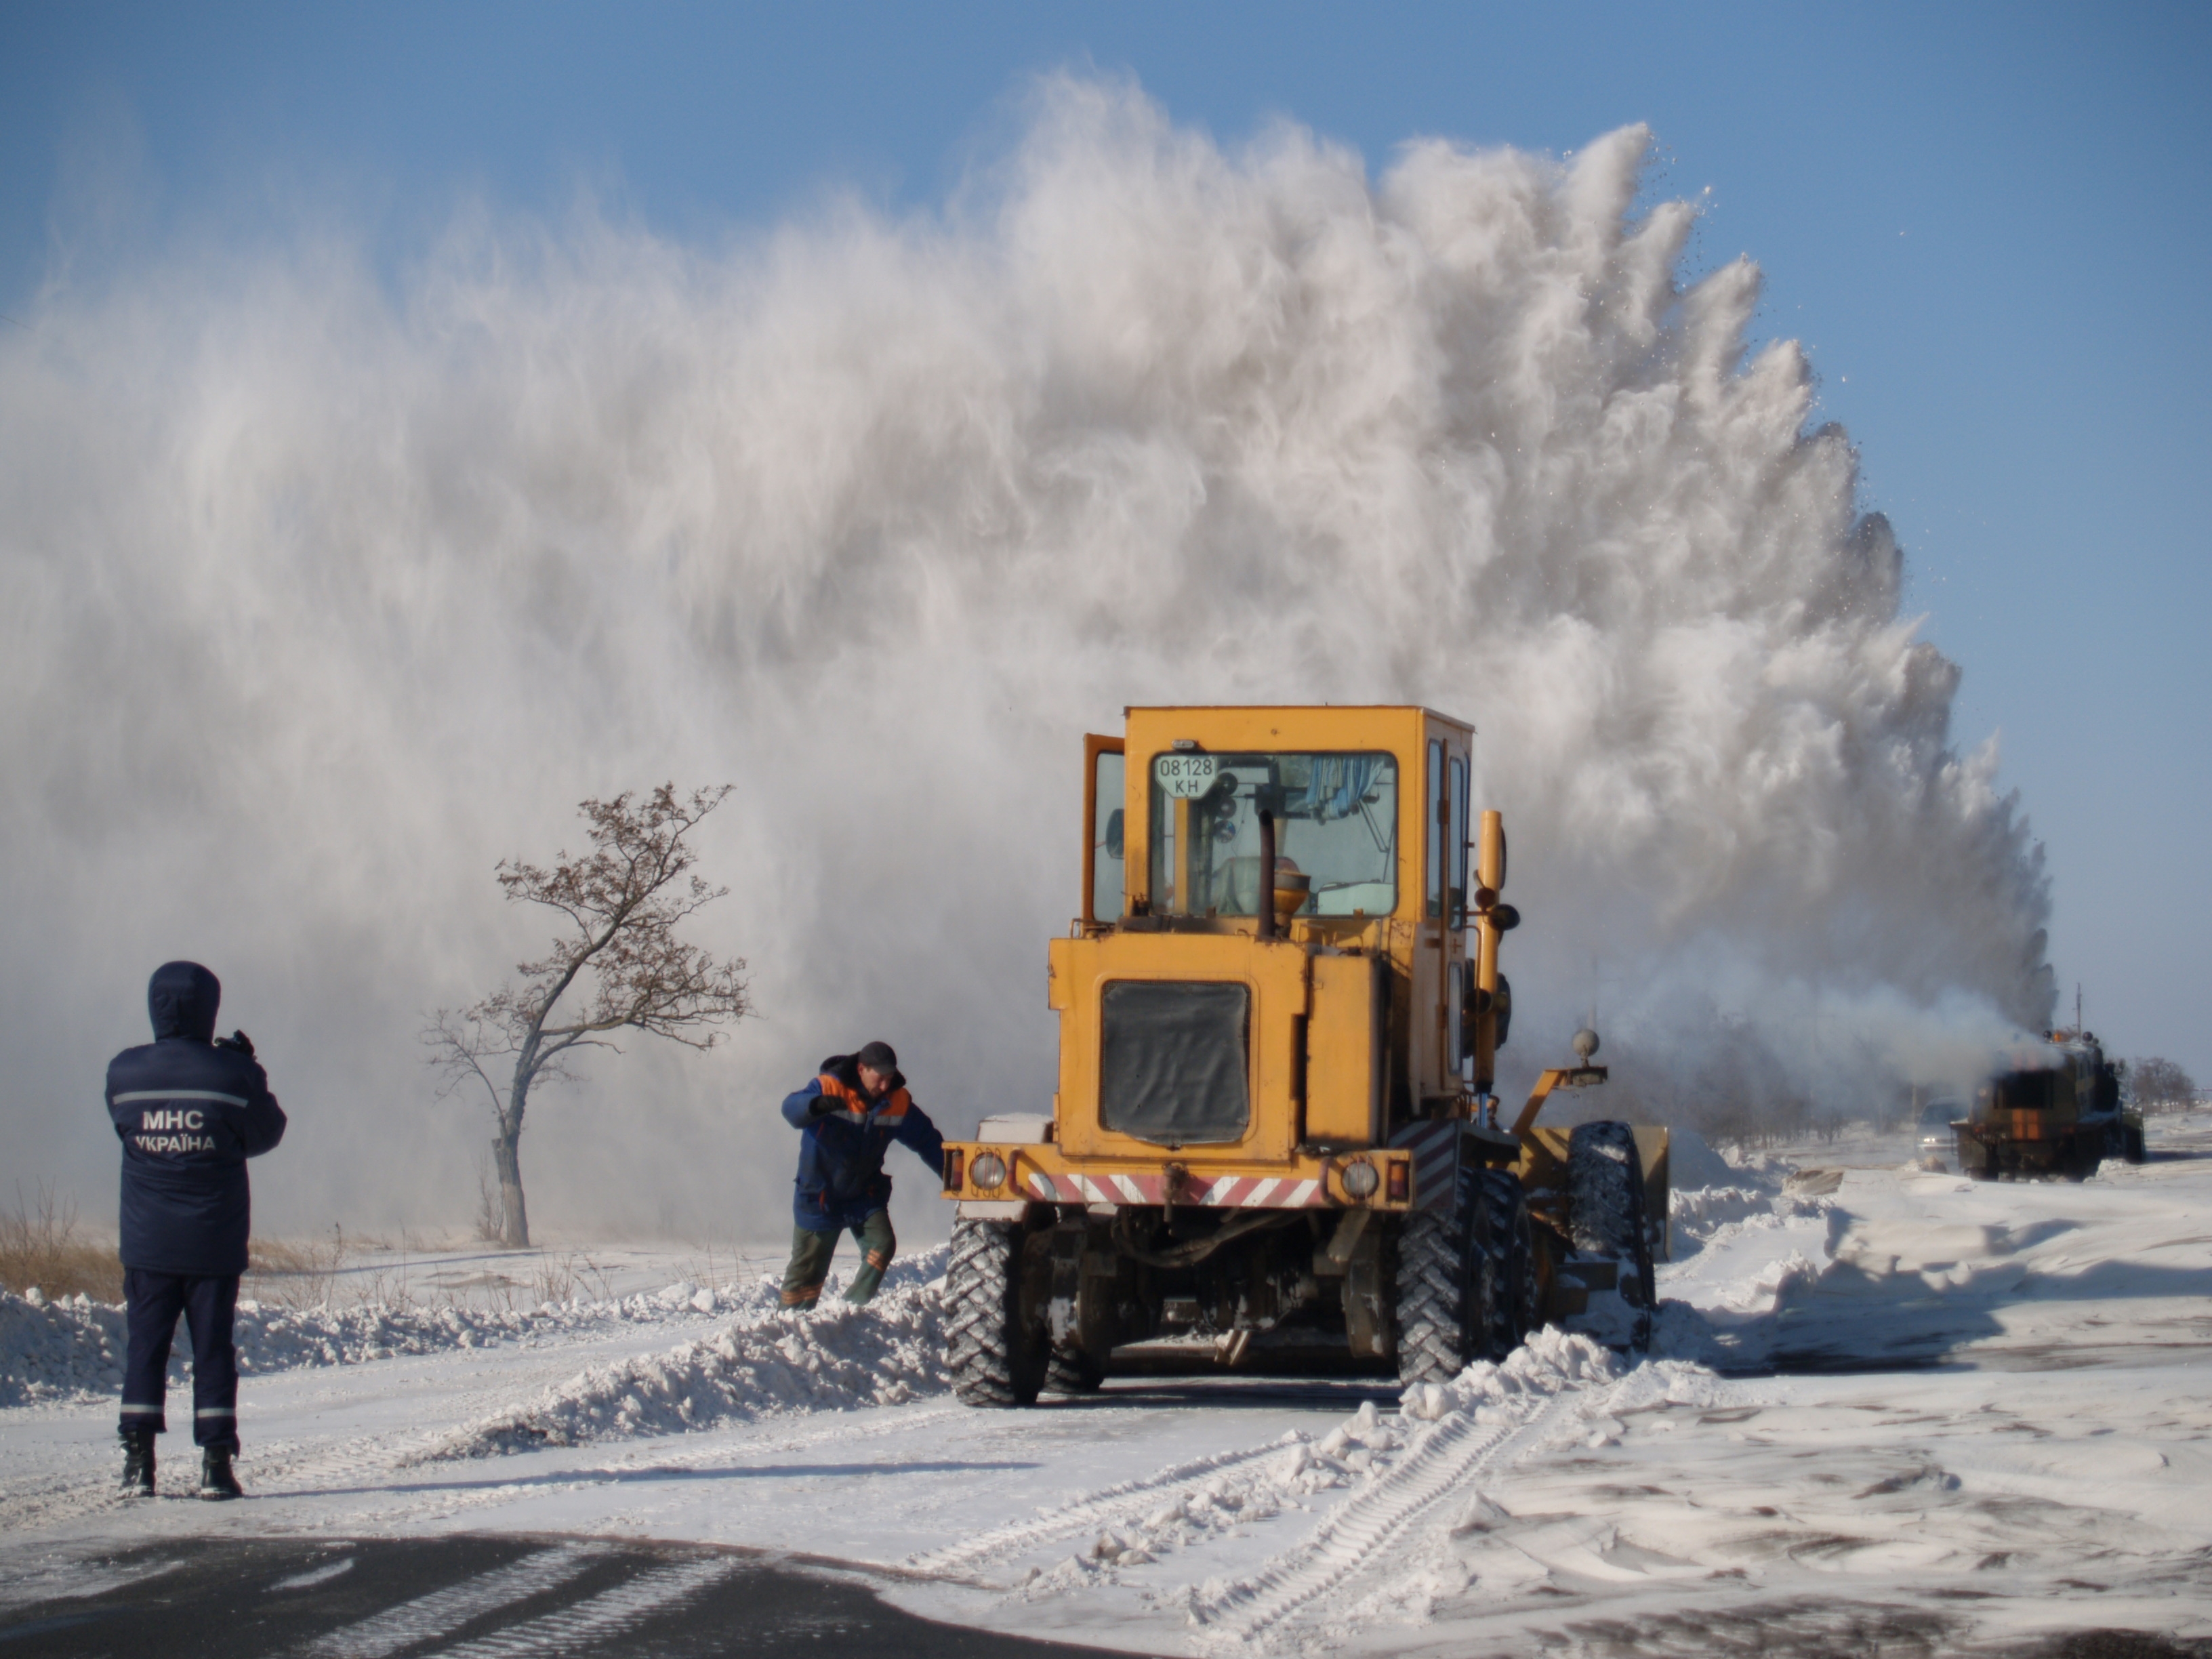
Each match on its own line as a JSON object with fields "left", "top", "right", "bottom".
{"left": 1048, "top": 930, "right": 1310, "bottom": 1162}
{"left": 1303, "top": 952, "right": 1382, "bottom": 1145}
{"left": 1518, "top": 1125, "right": 1574, "bottom": 1194}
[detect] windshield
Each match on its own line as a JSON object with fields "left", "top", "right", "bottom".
{"left": 1149, "top": 752, "right": 1397, "bottom": 918}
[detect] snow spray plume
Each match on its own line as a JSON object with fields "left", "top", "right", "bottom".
{"left": 0, "top": 81, "right": 2050, "bottom": 1232}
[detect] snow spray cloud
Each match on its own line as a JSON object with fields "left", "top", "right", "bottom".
{"left": 0, "top": 81, "right": 2050, "bottom": 1234}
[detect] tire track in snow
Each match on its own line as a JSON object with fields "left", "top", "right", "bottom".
{"left": 906, "top": 1438, "right": 1294, "bottom": 1576}
{"left": 1188, "top": 1391, "right": 1575, "bottom": 1645}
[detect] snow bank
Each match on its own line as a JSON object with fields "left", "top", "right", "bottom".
{"left": 0, "top": 1290, "right": 126, "bottom": 1406}
{"left": 1670, "top": 1174, "right": 1830, "bottom": 1257}
{"left": 424, "top": 1246, "right": 953, "bottom": 1458}
{"left": 1397, "top": 1328, "right": 1626, "bottom": 1424}
{"left": 0, "top": 1274, "right": 778, "bottom": 1408}
{"left": 1665, "top": 1129, "right": 1736, "bottom": 1191}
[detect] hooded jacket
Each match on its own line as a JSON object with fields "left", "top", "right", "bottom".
{"left": 105, "top": 962, "right": 287, "bottom": 1277}
{"left": 780, "top": 1053, "right": 944, "bottom": 1231}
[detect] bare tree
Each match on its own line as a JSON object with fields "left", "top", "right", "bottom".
{"left": 426, "top": 784, "right": 750, "bottom": 1247}
{"left": 2127, "top": 1056, "right": 2200, "bottom": 1115}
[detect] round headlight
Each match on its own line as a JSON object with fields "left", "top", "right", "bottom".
{"left": 970, "top": 1151, "right": 1008, "bottom": 1191}
{"left": 1341, "top": 1158, "right": 1380, "bottom": 1198}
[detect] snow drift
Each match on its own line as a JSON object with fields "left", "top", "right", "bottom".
{"left": 0, "top": 1275, "right": 758, "bottom": 1408}
{"left": 424, "top": 1247, "right": 953, "bottom": 1457}
{"left": 0, "top": 76, "right": 2051, "bottom": 1233}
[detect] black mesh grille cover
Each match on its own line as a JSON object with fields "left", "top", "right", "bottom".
{"left": 1100, "top": 980, "right": 1250, "bottom": 1145}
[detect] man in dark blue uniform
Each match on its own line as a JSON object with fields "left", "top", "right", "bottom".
{"left": 105, "top": 961, "right": 287, "bottom": 1498}
{"left": 779, "top": 1040, "right": 943, "bottom": 1309}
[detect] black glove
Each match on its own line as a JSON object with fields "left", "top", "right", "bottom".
{"left": 216, "top": 1030, "right": 256, "bottom": 1059}
{"left": 804, "top": 1095, "right": 842, "bottom": 1120}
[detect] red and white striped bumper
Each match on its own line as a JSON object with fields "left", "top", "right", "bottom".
{"left": 941, "top": 1133, "right": 1463, "bottom": 1212}
{"left": 1017, "top": 1168, "right": 1332, "bottom": 1207}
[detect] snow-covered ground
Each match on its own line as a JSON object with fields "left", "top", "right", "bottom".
{"left": 7, "top": 1120, "right": 2212, "bottom": 1655}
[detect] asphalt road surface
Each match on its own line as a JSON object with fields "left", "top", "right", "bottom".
{"left": 0, "top": 1534, "right": 1149, "bottom": 1658}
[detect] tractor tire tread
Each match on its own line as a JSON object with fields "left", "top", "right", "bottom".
{"left": 1042, "top": 1346, "right": 1105, "bottom": 1395}
{"left": 945, "top": 1218, "right": 1042, "bottom": 1408}
{"left": 1568, "top": 1120, "right": 1656, "bottom": 1331}
{"left": 1393, "top": 1208, "right": 1464, "bottom": 1386}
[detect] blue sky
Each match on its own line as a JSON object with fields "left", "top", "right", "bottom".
{"left": 5, "top": 1, "right": 2207, "bottom": 1076}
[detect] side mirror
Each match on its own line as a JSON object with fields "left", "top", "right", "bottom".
{"left": 1105, "top": 808, "right": 1124, "bottom": 861}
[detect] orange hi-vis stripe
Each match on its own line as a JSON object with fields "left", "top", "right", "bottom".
{"left": 816, "top": 1077, "right": 909, "bottom": 1120}
{"left": 817, "top": 1075, "right": 867, "bottom": 1112}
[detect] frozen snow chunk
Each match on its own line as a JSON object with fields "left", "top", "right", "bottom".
{"left": 1404, "top": 1380, "right": 1450, "bottom": 1421}
{"left": 1451, "top": 1493, "right": 1512, "bottom": 1535}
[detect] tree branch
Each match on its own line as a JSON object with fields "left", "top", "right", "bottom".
{"left": 422, "top": 784, "right": 752, "bottom": 1246}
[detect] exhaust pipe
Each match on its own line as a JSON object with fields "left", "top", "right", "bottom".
{"left": 1258, "top": 808, "right": 1277, "bottom": 940}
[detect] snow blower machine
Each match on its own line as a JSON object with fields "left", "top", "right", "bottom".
{"left": 937, "top": 705, "right": 1669, "bottom": 1405}
{"left": 1956, "top": 1027, "right": 2145, "bottom": 1181}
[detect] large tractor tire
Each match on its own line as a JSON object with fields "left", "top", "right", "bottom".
{"left": 1394, "top": 1166, "right": 1530, "bottom": 1386}
{"left": 2127, "top": 1122, "right": 2149, "bottom": 1164}
{"left": 1956, "top": 1130, "right": 1994, "bottom": 1180}
{"left": 945, "top": 1218, "right": 1045, "bottom": 1407}
{"left": 1472, "top": 1167, "right": 1536, "bottom": 1359}
{"left": 1568, "top": 1121, "right": 1656, "bottom": 1319}
{"left": 1043, "top": 1345, "right": 1106, "bottom": 1395}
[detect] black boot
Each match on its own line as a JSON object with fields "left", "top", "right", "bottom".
{"left": 198, "top": 1443, "right": 243, "bottom": 1501}
{"left": 119, "top": 1427, "right": 155, "bottom": 1497}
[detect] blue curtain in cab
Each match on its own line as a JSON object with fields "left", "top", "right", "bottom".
{"left": 1295, "top": 756, "right": 1385, "bottom": 822}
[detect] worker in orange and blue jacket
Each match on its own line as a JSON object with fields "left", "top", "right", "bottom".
{"left": 778, "top": 1040, "right": 943, "bottom": 1309}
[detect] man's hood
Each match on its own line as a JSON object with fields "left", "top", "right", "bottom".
{"left": 147, "top": 961, "right": 220, "bottom": 1043}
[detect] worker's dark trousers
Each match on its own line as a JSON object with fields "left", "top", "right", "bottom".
{"left": 781, "top": 1210, "right": 896, "bottom": 1309}
{"left": 119, "top": 1269, "right": 241, "bottom": 1451}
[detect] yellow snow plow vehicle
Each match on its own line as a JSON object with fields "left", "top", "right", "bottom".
{"left": 938, "top": 706, "right": 1668, "bottom": 1405}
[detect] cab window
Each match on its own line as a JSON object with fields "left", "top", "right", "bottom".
{"left": 1149, "top": 752, "right": 1397, "bottom": 918}
{"left": 1092, "top": 749, "right": 1126, "bottom": 919}
{"left": 1448, "top": 753, "right": 1468, "bottom": 926}
{"left": 1425, "top": 739, "right": 1446, "bottom": 918}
